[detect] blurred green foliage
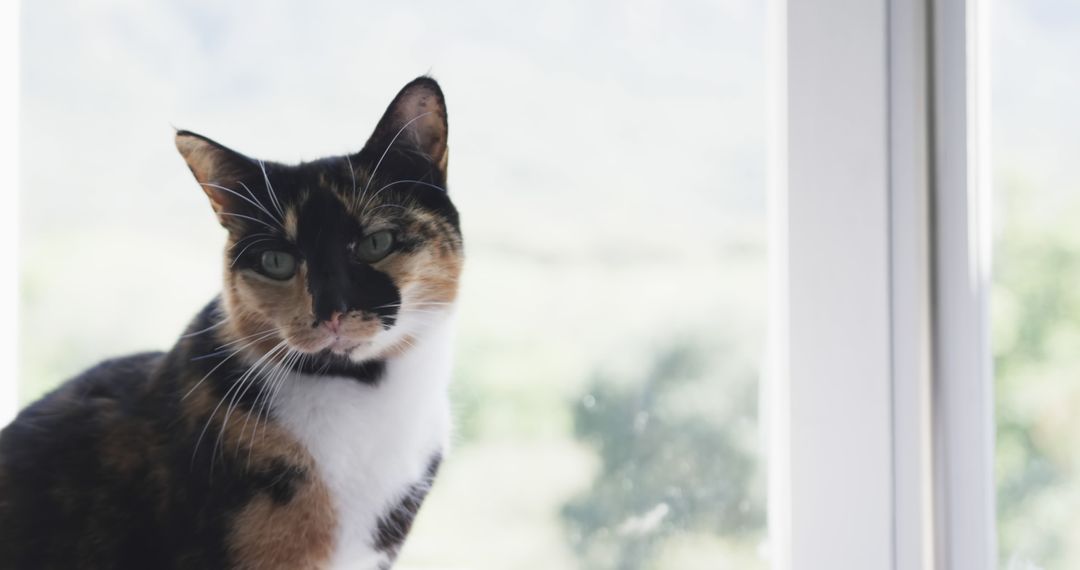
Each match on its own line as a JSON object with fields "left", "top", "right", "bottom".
{"left": 561, "top": 342, "right": 765, "bottom": 569}
{"left": 994, "top": 180, "right": 1080, "bottom": 568}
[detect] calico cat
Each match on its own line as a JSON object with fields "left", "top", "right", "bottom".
{"left": 0, "top": 77, "right": 462, "bottom": 570}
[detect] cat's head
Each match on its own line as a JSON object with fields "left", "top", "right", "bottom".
{"left": 176, "top": 77, "right": 461, "bottom": 363}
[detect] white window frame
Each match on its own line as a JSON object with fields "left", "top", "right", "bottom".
{"left": 768, "top": 0, "right": 994, "bottom": 568}
{"left": 0, "top": 0, "right": 18, "bottom": 425}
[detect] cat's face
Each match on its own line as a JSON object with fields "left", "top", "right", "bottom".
{"left": 176, "top": 78, "right": 461, "bottom": 363}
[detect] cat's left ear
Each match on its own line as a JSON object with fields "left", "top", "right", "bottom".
{"left": 364, "top": 76, "right": 449, "bottom": 177}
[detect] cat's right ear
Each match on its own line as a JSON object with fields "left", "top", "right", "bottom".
{"left": 175, "top": 130, "right": 255, "bottom": 228}
{"left": 364, "top": 77, "right": 449, "bottom": 179}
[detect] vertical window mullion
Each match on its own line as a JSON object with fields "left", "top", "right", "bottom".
{"left": 769, "top": 1, "right": 894, "bottom": 568}
{"left": 889, "top": 0, "right": 937, "bottom": 568}
{"left": 929, "top": 0, "right": 996, "bottom": 567}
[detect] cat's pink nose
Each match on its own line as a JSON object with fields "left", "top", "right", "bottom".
{"left": 326, "top": 312, "right": 343, "bottom": 334}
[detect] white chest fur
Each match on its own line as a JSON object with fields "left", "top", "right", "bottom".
{"left": 271, "top": 317, "right": 453, "bottom": 570}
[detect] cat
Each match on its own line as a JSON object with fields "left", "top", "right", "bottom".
{"left": 0, "top": 76, "right": 462, "bottom": 570}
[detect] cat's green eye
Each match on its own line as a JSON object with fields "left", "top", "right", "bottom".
{"left": 259, "top": 250, "right": 297, "bottom": 280}
{"left": 356, "top": 230, "right": 395, "bottom": 263}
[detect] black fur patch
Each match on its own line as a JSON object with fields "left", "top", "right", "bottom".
{"left": 296, "top": 353, "right": 387, "bottom": 385}
{"left": 373, "top": 452, "right": 443, "bottom": 559}
{"left": 296, "top": 189, "right": 401, "bottom": 327}
{"left": 249, "top": 458, "right": 308, "bottom": 506}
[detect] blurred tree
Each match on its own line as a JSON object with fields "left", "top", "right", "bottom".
{"left": 561, "top": 342, "right": 765, "bottom": 569}
{"left": 994, "top": 180, "right": 1080, "bottom": 568}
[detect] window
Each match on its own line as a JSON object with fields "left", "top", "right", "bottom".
{"left": 992, "top": 1, "right": 1080, "bottom": 567}
{"left": 12, "top": 1, "right": 1080, "bottom": 568}
{"left": 17, "top": 1, "right": 770, "bottom": 568}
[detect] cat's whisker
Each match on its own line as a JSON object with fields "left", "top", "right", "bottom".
{"left": 236, "top": 180, "right": 267, "bottom": 211}
{"left": 396, "top": 314, "right": 444, "bottom": 332}
{"left": 218, "top": 212, "right": 281, "bottom": 232}
{"left": 367, "top": 203, "right": 406, "bottom": 213}
{"left": 251, "top": 347, "right": 287, "bottom": 426}
{"left": 262, "top": 349, "right": 297, "bottom": 416}
{"left": 193, "top": 373, "right": 246, "bottom": 472}
{"left": 230, "top": 238, "right": 276, "bottom": 267}
{"left": 361, "top": 179, "right": 448, "bottom": 216}
{"left": 215, "top": 341, "right": 290, "bottom": 458}
{"left": 261, "top": 352, "right": 304, "bottom": 441}
{"left": 251, "top": 346, "right": 297, "bottom": 437}
{"left": 241, "top": 346, "right": 284, "bottom": 445}
{"left": 241, "top": 346, "right": 294, "bottom": 456}
{"left": 257, "top": 160, "right": 287, "bottom": 220}
{"left": 213, "top": 328, "right": 279, "bottom": 352}
{"left": 196, "top": 377, "right": 252, "bottom": 472}
{"left": 183, "top": 330, "right": 280, "bottom": 401}
{"left": 344, "top": 154, "right": 361, "bottom": 212}
{"left": 394, "top": 335, "right": 419, "bottom": 354}
{"left": 195, "top": 340, "right": 287, "bottom": 468}
{"left": 213, "top": 352, "right": 286, "bottom": 470}
{"left": 398, "top": 308, "right": 447, "bottom": 316}
{"left": 236, "top": 180, "right": 285, "bottom": 227}
{"left": 360, "top": 111, "right": 436, "bottom": 207}
{"left": 181, "top": 316, "right": 229, "bottom": 338}
{"left": 229, "top": 233, "right": 279, "bottom": 267}
{"left": 372, "top": 300, "right": 453, "bottom": 310}
{"left": 232, "top": 232, "right": 277, "bottom": 244}
{"left": 200, "top": 182, "right": 283, "bottom": 226}
{"left": 189, "top": 339, "right": 273, "bottom": 363}
{"left": 248, "top": 348, "right": 301, "bottom": 467}
{"left": 395, "top": 300, "right": 454, "bottom": 306}
{"left": 231, "top": 233, "right": 277, "bottom": 249}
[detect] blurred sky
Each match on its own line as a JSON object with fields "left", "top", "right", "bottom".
{"left": 992, "top": 0, "right": 1080, "bottom": 217}
{"left": 19, "top": 0, "right": 768, "bottom": 399}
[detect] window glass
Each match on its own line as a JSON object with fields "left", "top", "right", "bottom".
{"left": 992, "top": 1, "right": 1080, "bottom": 567}
{"left": 19, "top": 1, "right": 770, "bottom": 567}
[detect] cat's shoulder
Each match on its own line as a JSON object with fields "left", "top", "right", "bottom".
{"left": 1, "top": 351, "right": 165, "bottom": 445}
{"left": 29, "top": 350, "right": 163, "bottom": 402}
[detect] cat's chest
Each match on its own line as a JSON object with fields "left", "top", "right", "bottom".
{"left": 271, "top": 352, "right": 451, "bottom": 569}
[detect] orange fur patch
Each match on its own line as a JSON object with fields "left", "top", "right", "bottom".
{"left": 225, "top": 428, "right": 337, "bottom": 570}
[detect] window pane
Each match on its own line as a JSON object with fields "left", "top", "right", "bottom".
{"left": 19, "top": 1, "right": 770, "bottom": 568}
{"left": 993, "top": 1, "right": 1080, "bottom": 567}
